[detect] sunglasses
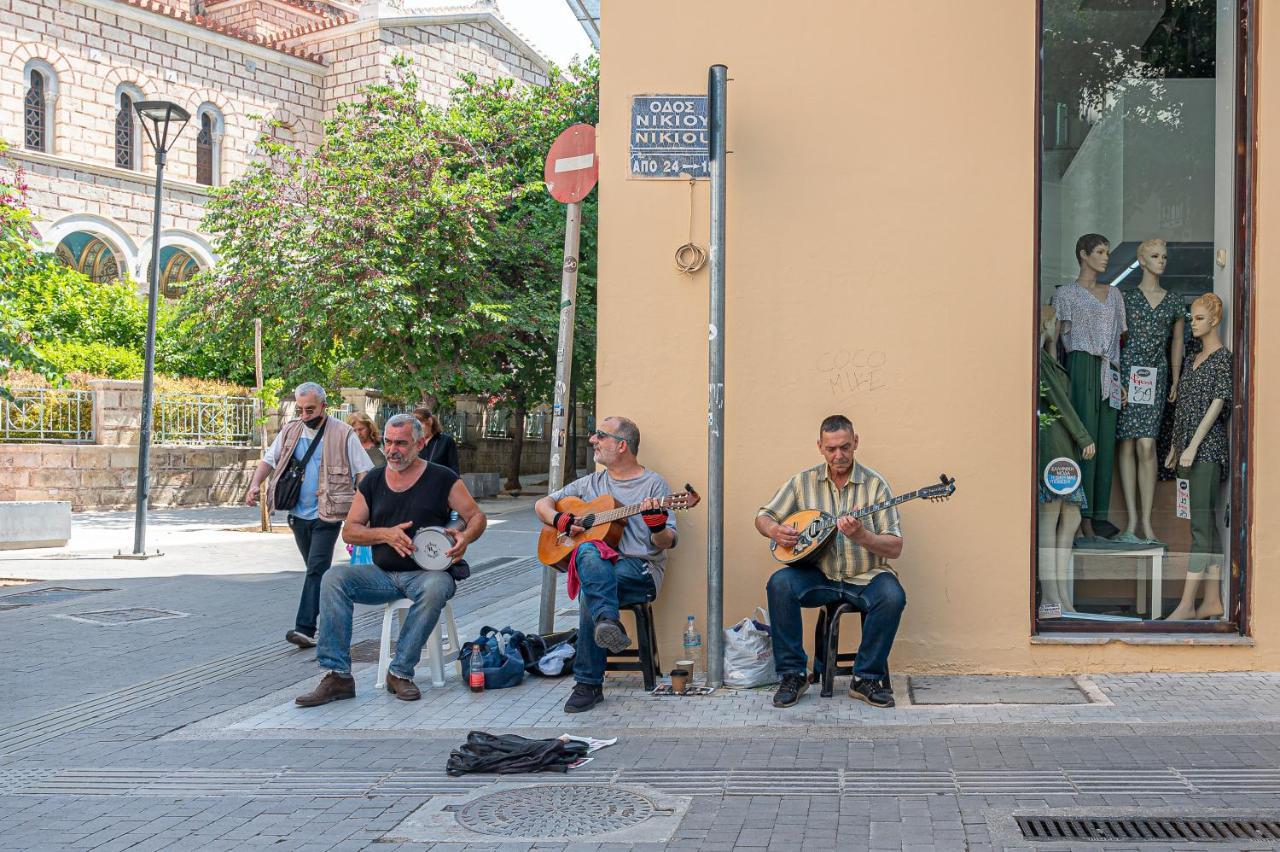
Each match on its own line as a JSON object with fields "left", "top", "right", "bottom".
{"left": 592, "top": 428, "right": 626, "bottom": 443}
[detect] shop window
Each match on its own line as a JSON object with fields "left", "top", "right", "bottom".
{"left": 1036, "top": 0, "right": 1250, "bottom": 633}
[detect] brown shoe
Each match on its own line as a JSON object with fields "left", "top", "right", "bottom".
{"left": 385, "top": 673, "right": 422, "bottom": 701}
{"left": 295, "top": 672, "right": 355, "bottom": 707}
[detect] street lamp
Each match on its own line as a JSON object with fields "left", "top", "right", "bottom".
{"left": 123, "top": 100, "right": 190, "bottom": 558}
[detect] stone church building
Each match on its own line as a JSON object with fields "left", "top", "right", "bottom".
{"left": 1, "top": 0, "right": 550, "bottom": 296}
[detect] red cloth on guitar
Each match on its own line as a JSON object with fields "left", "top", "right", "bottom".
{"left": 566, "top": 539, "right": 620, "bottom": 600}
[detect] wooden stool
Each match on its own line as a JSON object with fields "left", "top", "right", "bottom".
{"left": 604, "top": 600, "right": 661, "bottom": 691}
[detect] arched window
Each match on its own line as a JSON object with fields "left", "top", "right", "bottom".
{"left": 114, "top": 84, "right": 143, "bottom": 171}
{"left": 22, "top": 60, "right": 57, "bottom": 154}
{"left": 116, "top": 93, "right": 134, "bottom": 169}
{"left": 195, "top": 104, "right": 224, "bottom": 186}
{"left": 24, "top": 71, "right": 45, "bottom": 152}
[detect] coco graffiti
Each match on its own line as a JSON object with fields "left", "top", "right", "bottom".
{"left": 815, "top": 348, "right": 889, "bottom": 397}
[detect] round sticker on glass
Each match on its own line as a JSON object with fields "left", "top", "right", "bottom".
{"left": 1043, "top": 456, "right": 1082, "bottom": 496}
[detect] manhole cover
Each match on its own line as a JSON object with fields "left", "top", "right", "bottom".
{"left": 454, "top": 785, "right": 655, "bottom": 838}
{"left": 350, "top": 639, "right": 390, "bottom": 663}
{"left": 56, "top": 608, "right": 188, "bottom": 626}
{"left": 0, "top": 587, "right": 113, "bottom": 609}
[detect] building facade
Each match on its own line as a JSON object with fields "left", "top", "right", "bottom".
{"left": 596, "top": 0, "right": 1280, "bottom": 674}
{"left": 2, "top": 0, "right": 549, "bottom": 295}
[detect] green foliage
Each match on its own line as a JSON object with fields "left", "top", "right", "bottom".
{"left": 185, "top": 56, "right": 600, "bottom": 404}
{"left": 36, "top": 339, "right": 144, "bottom": 379}
{"left": 0, "top": 151, "right": 60, "bottom": 397}
{"left": 253, "top": 377, "right": 285, "bottom": 426}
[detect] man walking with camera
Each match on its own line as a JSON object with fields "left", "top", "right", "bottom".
{"left": 246, "top": 382, "right": 374, "bottom": 648}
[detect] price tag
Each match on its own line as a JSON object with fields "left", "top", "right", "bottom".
{"left": 1108, "top": 366, "right": 1122, "bottom": 410}
{"left": 1128, "top": 366, "right": 1157, "bottom": 406}
{"left": 1176, "top": 477, "right": 1191, "bottom": 519}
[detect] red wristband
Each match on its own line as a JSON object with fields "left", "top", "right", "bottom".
{"left": 642, "top": 510, "right": 668, "bottom": 530}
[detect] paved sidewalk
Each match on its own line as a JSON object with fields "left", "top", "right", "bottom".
{"left": 2, "top": 507, "right": 1280, "bottom": 851}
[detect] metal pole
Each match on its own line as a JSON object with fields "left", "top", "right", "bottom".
{"left": 130, "top": 149, "right": 166, "bottom": 556}
{"left": 539, "top": 200, "right": 582, "bottom": 634}
{"left": 255, "top": 318, "right": 269, "bottom": 532}
{"left": 706, "top": 65, "right": 728, "bottom": 686}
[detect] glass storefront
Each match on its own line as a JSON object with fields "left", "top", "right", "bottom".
{"left": 1036, "top": 0, "right": 1247, "bottom": 630}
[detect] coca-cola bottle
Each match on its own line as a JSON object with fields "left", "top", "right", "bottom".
{"left": 468, "top": 644, "right": 485, "bottom": 693}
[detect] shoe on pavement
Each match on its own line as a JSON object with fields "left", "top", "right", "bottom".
{"left": 772, "top": 672, "right": 809, "bottom": 708}
{"left": 285, "top": 629, "right": 317, "bottom": 649}
{"left": 593, "top": 616, "right": 631, "bottom": 654}
{"left": 385, "top": 673, "right": 421, "bottom": 701}
{"left": 563, "top": 682, "right": 604, "bottom": 713}
{"left": 849, "top": 677, "right": 895, "bottom": 708}
{"left": 295, "top": 672, "right": 355, "bottom": 707}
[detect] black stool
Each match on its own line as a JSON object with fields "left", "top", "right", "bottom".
{"left": 604, "top": 600, "right": 661, "bottom": 691}
{"left": 811, "top": 601, "right": 867, "bottom": 697}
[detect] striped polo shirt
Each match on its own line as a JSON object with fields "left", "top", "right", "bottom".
{"left": 758, "top": 461, "right": 902, "bottom": 584}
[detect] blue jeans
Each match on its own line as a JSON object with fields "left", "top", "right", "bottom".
{"left": 765, "top": 568, "right": 906, "bottom": 681}
{"left": 288, "top": 515, "right": 342, "bottom": 636}
{"left": 572, "top": 545, "right": 656, "bottom": 686}
{"left": 317, "top": 565, "right": 456, "bottom": 679}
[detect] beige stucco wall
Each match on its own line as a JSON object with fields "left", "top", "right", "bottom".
{"left": 597, "top": 0, "right": 1278, "bottom": 673}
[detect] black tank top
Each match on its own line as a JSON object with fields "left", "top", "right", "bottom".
{"left": 356, "top": 462, "right": 458, "bottom": 572}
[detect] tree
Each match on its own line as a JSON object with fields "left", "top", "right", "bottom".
{"left": 186, "top": 58, "right": 598, "bottom": 408}
{"left": 1, "top": 154, "right": 63, "bottom": 397}
{"left": 185, "top": 56, "right": 599, "bottom": 486}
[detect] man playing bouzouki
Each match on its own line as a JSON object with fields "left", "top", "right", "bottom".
{"left": 756, "top": 415, "right": 906, "bottom": 709}
{"left": 534, "top": 416, "right": 678, "bottom": 714}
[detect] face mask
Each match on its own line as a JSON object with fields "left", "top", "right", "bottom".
{"left": 304, "top": 415, "right": 324, "bottom": 429}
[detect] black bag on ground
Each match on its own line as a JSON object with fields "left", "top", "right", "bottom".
{"left": 273, "top": 420, "right": 326, "bottom": 511}
{"left": 506, "top": 628, "right": 577, "bottom": 677}
{"left": 445, "top": 730, "right": 589, "bottom": 776}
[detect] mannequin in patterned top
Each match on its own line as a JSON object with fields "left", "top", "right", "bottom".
{"left": 1164, "top": 293, "right": 1231, "bottom": 621}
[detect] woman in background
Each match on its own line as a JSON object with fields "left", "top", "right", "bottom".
{"left": 413, "top": 406, "right": 460, "bottom": 474}
{"left": 347, "top": 412, "right": 385, "bottom": 468}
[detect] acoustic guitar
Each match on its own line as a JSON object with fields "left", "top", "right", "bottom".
{"left": 770, "top": 474, "right": 956, "bottom": 566}
{"left": 537, "top": 484, "right": 701, "bottom": 569}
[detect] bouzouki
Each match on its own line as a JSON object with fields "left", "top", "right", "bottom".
{"left": 770, "top": 474, "right": 956, "bottom": 566}
{"left": 537, "top": 483, "right": 701, "bottom": 569}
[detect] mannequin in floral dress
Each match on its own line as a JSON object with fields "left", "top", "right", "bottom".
{"left": 1115, "top": 239, "right": 1184, "bottom": 544}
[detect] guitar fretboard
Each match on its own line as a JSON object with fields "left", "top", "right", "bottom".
{"left": 841, "top": 489, "right": 928, "bottom": 521}
{"left": 589, "top": 494, "right": 687, "bottom": 525}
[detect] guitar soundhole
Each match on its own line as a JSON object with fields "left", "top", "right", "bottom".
{"left": 557, "top": 534, "right": 575, "bottom": 547}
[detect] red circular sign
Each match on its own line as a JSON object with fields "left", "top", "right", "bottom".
{"left": 544, "top": 123, "right": 598, "bottom": 203}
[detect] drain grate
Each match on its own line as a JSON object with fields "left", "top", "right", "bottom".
{"left": 0, "top": 587, "right": 113, "bottom": 610}
{"left": 1016, "top": 816, "right": 1280, "bottom": 843}
{"left": 349, "top": 639, "right": 390, "bottom": 663}
{"left": 453, "top": 785, "right": 655, "bottom": 838}
{"left": 56, "top": 608, "right": 188, "bottom": 626}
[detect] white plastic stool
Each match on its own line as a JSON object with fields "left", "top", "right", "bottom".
{"left": 374, "top": 598, "right": 460, "bottom": 689}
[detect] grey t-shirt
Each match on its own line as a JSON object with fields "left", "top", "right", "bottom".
{"left": 549, "top": 468, "right": 678, "bottom": 592}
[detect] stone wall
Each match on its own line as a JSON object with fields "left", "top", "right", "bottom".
{"left": 0, "top": 444, "right": 258, "bottom": 510}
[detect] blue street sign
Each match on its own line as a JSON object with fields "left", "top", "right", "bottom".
{"left": 630, "top": 95, "right": 709, "bottom": 179}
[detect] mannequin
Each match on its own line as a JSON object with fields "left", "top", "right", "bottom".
{"left": 1038, "top": 307, "right": 1096, "bottom": 612}
{"left": 1164, "top": 293, "right": 1231, "bottom": 621}
{"left": 1051, "top": 233, "right": 1127, "bottom": 540}
{"left": 1116, "top": 239, "right": 1185, "bottom": 544}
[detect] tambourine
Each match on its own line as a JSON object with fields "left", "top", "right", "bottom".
{"left": 411, "top": 526, "right": 455, "bottom": 571}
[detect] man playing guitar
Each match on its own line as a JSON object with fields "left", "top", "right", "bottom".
{"left": 756, "top": 415, "right": 906, "bottom": 709}
{"left": 534, "top": 416, "right": 679, "bottom": 713}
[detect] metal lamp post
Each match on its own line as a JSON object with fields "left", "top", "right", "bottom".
{"left": 123, "top": 100, "right": 190, "bottom": 558}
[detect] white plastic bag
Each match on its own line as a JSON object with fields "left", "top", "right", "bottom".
{"left": 723, "top": 607, "right": 777, "bottom": 688}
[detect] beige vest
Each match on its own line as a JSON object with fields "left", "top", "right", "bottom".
{"left": 266, "top": 416, "right": 358, "bottom": 522}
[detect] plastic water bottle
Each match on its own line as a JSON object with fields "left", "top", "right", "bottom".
{"left": 468, "top": 644, "right": 485, "bottom": 693}
{"left": 682, "top": 615, "right": 703, "bottom": 683}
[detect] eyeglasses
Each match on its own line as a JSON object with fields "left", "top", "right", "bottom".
{"left": 592, "top": 428, "right": 626, "bottom": 443}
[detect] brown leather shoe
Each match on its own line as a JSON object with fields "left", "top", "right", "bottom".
{"left": 295, "top": 672, "right": 355, "bottom": 707}
{"left": 385, "top": 673, "right": 421, "bottom": 701}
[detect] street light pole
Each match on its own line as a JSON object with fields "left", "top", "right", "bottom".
{"left": 121, "top": 101, "right": 189, "bottom": 559}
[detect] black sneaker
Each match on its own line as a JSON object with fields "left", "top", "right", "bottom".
{"left": 593, "top": 616, "right": 631, "bottom": 654}
{"left": 285, "top": 629, "right": 317, "bottom": 649}
{"left": 772, "top": 672, "right": 809, "bottom": 708}
{"left": 563, "top": 682, "right": 604, "bottom": 713}
{"left": 849, "top": 677, "right": 895, "bottom": 708}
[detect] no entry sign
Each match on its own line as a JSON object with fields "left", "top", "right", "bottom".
{"left": 544, "top": 123, "right": 598, "bottom": 204}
